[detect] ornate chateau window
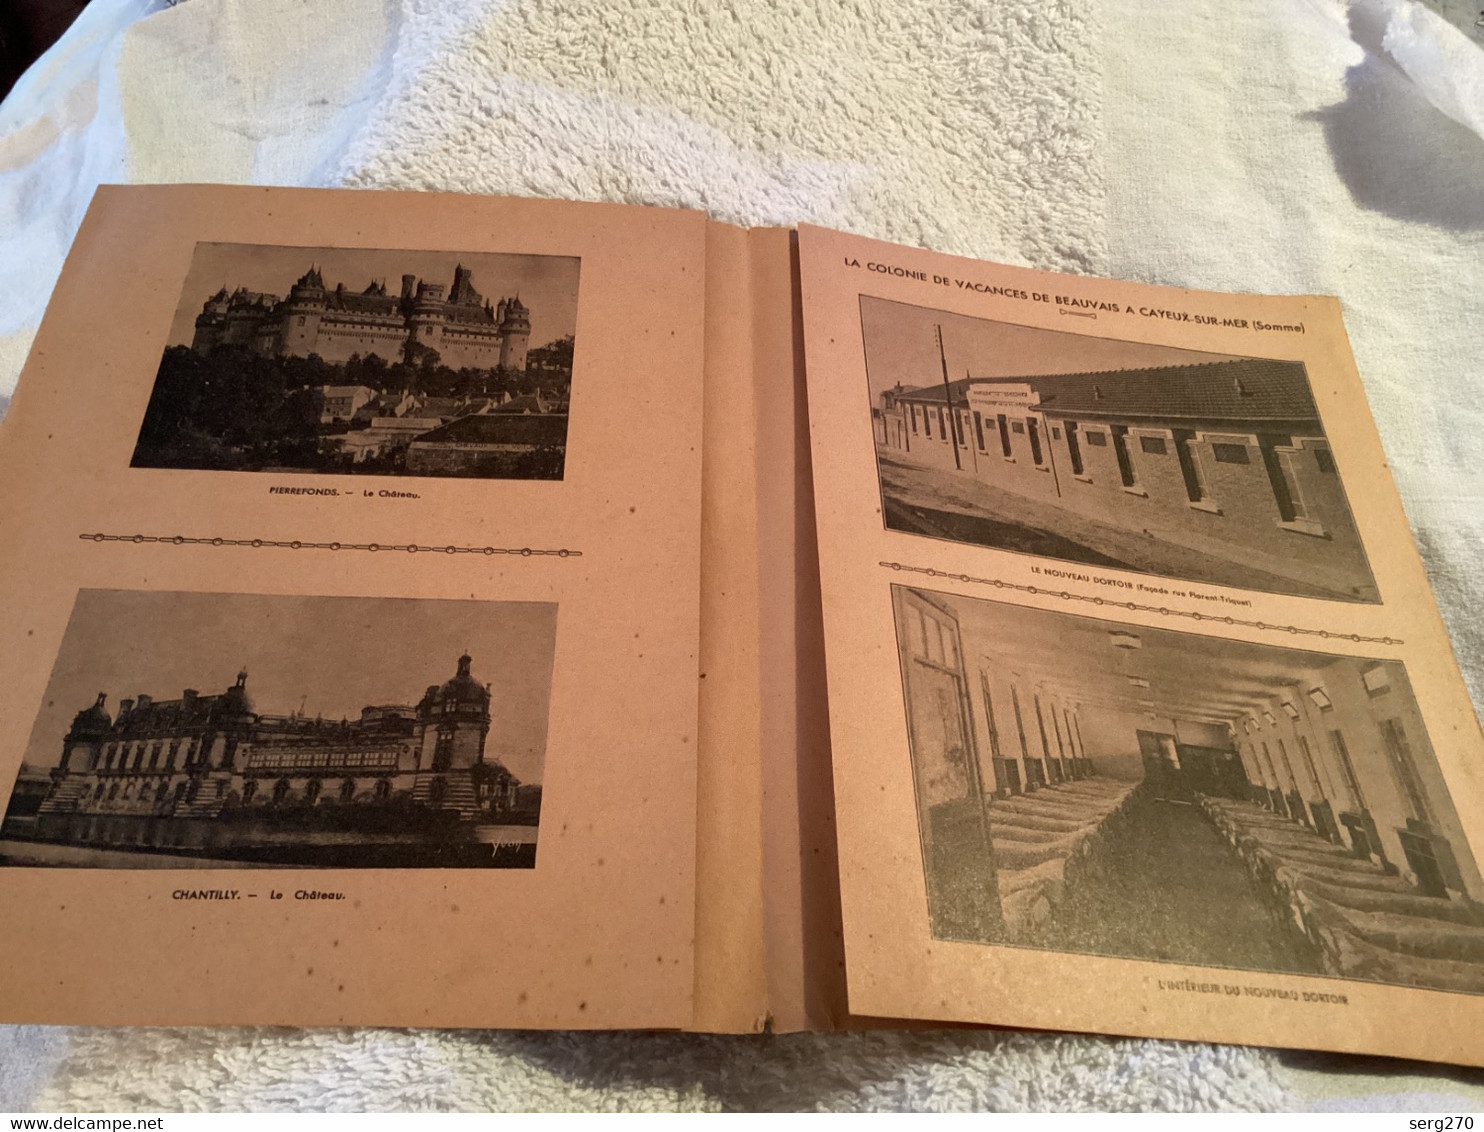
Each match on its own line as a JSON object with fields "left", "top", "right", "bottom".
{"left": 304, "top": 779, "right": 322, "bottom": 806}
{"left": 374, "top": 778, "right": 392, "bottom": 803}
{"left": 433, "top": 730, "right": 454, "bottom": 771}
{"left": 242, "top": 780, "right": 257, "bottom": 805}
{"left": 273, "top": 778, "right": 291, "bottom": 805}
{"left": 340, "top": 778, "right": 356, "bottom": 804}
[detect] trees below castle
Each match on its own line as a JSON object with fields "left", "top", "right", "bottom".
{"left": 133, "top": 340, "right": 573, "bottom": 476}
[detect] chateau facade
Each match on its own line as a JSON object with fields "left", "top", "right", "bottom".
{"left": 876, "top": 357, "right": 1375, "bottom": 601}
{"left": 192, "top": 265, "right": 531, "bottom": 372}
{"left": 29, "top": 654, "right": 520, "bottom": 828}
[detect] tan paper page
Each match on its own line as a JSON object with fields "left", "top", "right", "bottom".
{"left": 0, "top": 186, "right": 707, "bottom": 1030}
{"left": 797, "top": 224, "right": 1484, "bottom": 1064}
{"left": 691, "top": 225, "right": 849, "bottom": 1033}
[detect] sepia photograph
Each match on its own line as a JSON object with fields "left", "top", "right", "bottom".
{"left": 131, "top": 242, "right": 580, "bottom": 480}
{"left": 892, "top": 584, "right": 1484, "bottom": 992}
{"left": 865, "top": 297, "right": 1379, "bottom": 603}
{"left": 0, "top": 590, "right": 557, "bottom": 869}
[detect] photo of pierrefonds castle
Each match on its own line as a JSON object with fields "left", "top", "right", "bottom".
{"left": 131, "top": 242, "right": 580, "bottom": 480}
{"left": 866, "top": 298, "right": 1379, "bottom": 603}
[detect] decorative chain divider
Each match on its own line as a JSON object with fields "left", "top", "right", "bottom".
{"left": 879, "top": 561, "right": 1402, "bottom": 647}
{"left": 81, "top": 532, "right": 582, "bottom": 558}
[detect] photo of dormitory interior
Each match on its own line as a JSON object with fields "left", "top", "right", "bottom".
{"left": 131, "top": 242, "right": 578, "bottom": 480}
{"left": 893, "top": 585, "right": 1484, "bottom": 992}
{"left": 864, "top": 297, "right": 1379, "bottom": 603}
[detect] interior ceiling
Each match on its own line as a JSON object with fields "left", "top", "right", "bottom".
{"left": 923, "top": 587, "right": 1360, "bottom": 728}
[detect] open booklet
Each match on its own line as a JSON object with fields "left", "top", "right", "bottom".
{"left": 0, "top": 187, "right": 1480, "bottom": 1066}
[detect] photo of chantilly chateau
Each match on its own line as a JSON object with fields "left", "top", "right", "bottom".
{"left": 865, "top": 297, "right": 1379, "bottom": 603}
{"left": 131, "top": 242, "right": 580, "bottom": 479}
{"left": 0, "top": 590, "right": 557, "bottom": 869}
{"left": 893, "top": 584, "right": 1484, "bottom": 993}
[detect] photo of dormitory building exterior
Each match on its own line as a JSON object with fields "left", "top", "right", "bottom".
{"left": 865, "top": 300, "right": 1378, "bottom": 603}
{"left": 893, "top": 585, "right": 1484, "bottom": 993}
{"left": 132, "top": 243, "right": 578, "bottom": 480}
{"left": 0, "top": 592, "right": 557, "bottom": 869}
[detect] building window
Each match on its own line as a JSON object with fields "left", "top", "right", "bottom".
{"left": 1084, "top": 430, "right": 1107, "bottom": 447}
{"left": 1297, "top": 735, "right": 1323, "bottom": 796}
{"left": 1027, "top": 419, "right": 1044, "bottom": 466}
{"left": 304, "top": 778, "right": 322, "bottom": 806}
{"left": 1174, "top": 433, "right": 1208, "bottom": 503}
{"left": 1065, "top": 421, "right": 1084, "bottom": 476}
{"left": 1010, "top": 686, "right": 1030, "bottom": 761}
{"left": 297, "top": 316, "right": 306, "bottom": 326}
{"left": 1379, "top": 718, "right": 1431, "bottom": 823}
{"left": 242, "top": 780, "right": 258, "bottom": 805}
{"left": 1328, "top": 729, "right": 1365, "bottom": 810}
{"left": 980, "top": 674, "right": 1001, "bottom": 759}
{"left": 1315, "top": 448, "right": 1337, "bottom": 474}
{"left": 997, "top": 415, "right": 1012, "bottom": 457}
{"left": 273, "top": 778, "right": 291, "bottom": 805}
{"left": 910, "top": 406, "right": 919, "bottom": 435}
{"left": 1010, "top": 421, "right": 1025, "bottom": 435}
{"left": 374, "top": 778, "right": 392, "bottom": 803}
{"left": 1033, "top": 695, "right": 1052, "bottom": 760}
{"left": 1139, "top": 435, "right": 1167, "bottom": 456}
{"left": 1111, "top": 427, "right": 1138, "bottom": 487}
{"left": 340, "top": 778, "right": 356, "bottom": 804}
{"left": 923, "top": 407, "right": 933, "bottom": 439}
{"left": 1212, "top": 443, "right": 1250, "bottom": 464}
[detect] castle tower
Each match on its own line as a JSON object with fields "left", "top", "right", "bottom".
{"left": 497, "top": 296, "right": 530, "bottom": 372}
{"left": 60, "top": 693, "right": 112, "bottom": 774}
{"left": 412, "top": 654, "right": 492, "bottom": 817}
{"left": 406, "top": 279, "right": 448, "bottom": 363}
{"left": 280, "top": 266, "right": 328, "bottom": 357}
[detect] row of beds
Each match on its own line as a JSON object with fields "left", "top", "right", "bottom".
{"left": 985, "top": 777, "right": 1140, "bottom": 930}
{"left": 1199, "top": 796, "right": 1484, "bottom": 993}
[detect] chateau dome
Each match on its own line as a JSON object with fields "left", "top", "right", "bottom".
{"left": 67, "top": 693, "right": 112, "bottom": 738}
{"left": 419, "top": 654, "right": 491, "bottom": 720}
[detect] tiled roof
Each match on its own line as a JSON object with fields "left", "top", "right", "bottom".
{"left": 891, "top": 378, "right": 973, "bottom": 406}
{"left": 971, "top": 358, "right": 1317, "bottom": 422}
{"left": 411, "top": 413, "right": 568, "bottom": 448}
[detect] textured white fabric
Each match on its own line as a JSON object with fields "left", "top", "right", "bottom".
{"left": 1105, "top": 0, "right": 1484, "bottom": 708}
{"left": 0, "top": 0, "right": 1482, "bottom": 1112}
